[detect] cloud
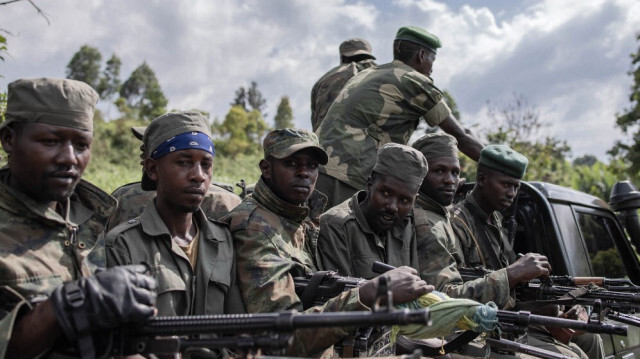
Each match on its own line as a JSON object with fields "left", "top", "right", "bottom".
{"left": 1, "top": 0, "right": 638, "bottom": 162}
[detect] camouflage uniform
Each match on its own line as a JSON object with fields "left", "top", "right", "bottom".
{"left": 316, "top": 60, "right": 451, "bottom": 207}
{"left": 106, "top": 181, "right": 241, "bottom": 232}
{"left": 413, "top": 194, "right": 513, "bottom": 308}
{"left": 310, "top": 58, "right": 376, "bottom": 131}
{"left": 223, "top": 178, "right": 368, "bottom": 357}
{"left": 0, "top": 168, "right": 115, "bottom": 355}
{"left": 450, "top": 190, "right": 516, "bottom": 269}
{"left": 318, "top": 191, "right": 418, "bottom": 279}
{"left": 106, "top": 202, "right": 244, "bottom": 316}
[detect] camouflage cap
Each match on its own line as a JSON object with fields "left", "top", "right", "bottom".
{"left": 2, "top": 78, "right": 99, "bottom": 132}
{"left": 412, "top": 133, "right": 458, "bottom": 159}
{"left": 339, "top": 38, "right": 376, "bottom": 59}
{"left": 372, "top": 143, "right": 428, "bottom": 186}
{"left": 141, "top": 111, "right": 212, "bottom": 190}
{"left": 263, "top": 128, "right": 328, "bottom": 165}
{"left": 395, "top": 26, "right": 442, "bottom": 53}
{"left": 479, "top": 144, "right": 528, "bottom": 179}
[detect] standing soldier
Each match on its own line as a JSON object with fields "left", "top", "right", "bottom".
{"left": 316, "top": 25, "right": 483, "bottom": 209}
{"left": 0, "top": 78, "right": 156, "bottom": 358}
{"left": 223, "top": 128, "right": 433, "bottom": 357}
{"left": 318, "top": 143, "right": 428, "bottom": 279}
{"left": 310, "top": 37, "right": 377, "bottom": 131}
{"left": 106, "top": 125, "right": 241, "bottom": 232}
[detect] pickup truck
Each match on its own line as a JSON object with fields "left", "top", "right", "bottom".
{"left": 494, "top": 180, "right": 640, "bottom": 358}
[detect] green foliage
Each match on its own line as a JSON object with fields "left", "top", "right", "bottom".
{"left": 119, "top": 62, "right": 168, "bottom": 122}
{"left": 571, "top": 160, "right": 620, "bottom": 200}
{"left": 213, "top": 105, "right": 269, "bottom": 158}
{"left": 0, "top": 34, "right": 7, "bottom": 64}
{"left": 274, "top": 96, "right": 294, "bottom": 129}
{"left": 0, "top": 92, "right": 6, "bottom": 124}
{"left": 97, "top": 54, "right": 122, "bottom": 101}
{"left": 66, "top": 45, "right": 102, "bottom": 89}
{"left": 610, "top": 33, "right": 640, "bottom": 180}
{"left": 231, "top": 81, "right": 266, "bottom": 113}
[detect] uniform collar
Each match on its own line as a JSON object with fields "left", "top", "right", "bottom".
{"left": 252, "top": 178, "right": 311, "bottom": 223}
{"left": 415, "top": 193, "right": 449, "bottom": 217}
{"left": 140, "top": 201, "right": 226, "bottom": 242}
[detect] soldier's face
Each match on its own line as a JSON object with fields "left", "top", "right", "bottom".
{"left": 419, "top": 49, "right": 436, "bottom": 76}
{"left": 146, "top": 149, "right": 213, "bottom": 213}
{"left": 478, "top": 170, "right": 520, "bottom": 212}
{"left": 260, "top": 149, "right": 320, "bottom": 205}
{"left": 361, "top": 173, "right": 418, "bottom": 235}
{"left": 420, "top": 157, "right": 460, "bottom": 206}
{"left": 1, "top": 122, "right": 92, "bottom": 208}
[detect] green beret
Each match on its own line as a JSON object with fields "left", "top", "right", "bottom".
{"left": 2, "top": 78, "right": 98, "bottom": 132}
{"left": 372, "top": 143, "right": 428, "bottom": 186}
{"left": 395, "top": 26, "right": 442, "bottom": 53}
{"left": 479, "top": 145, "right": 528, "bottom": 179}
{"left": 141, "top": 111, "right": 212, "bottom": 191}
{"left": 412, "top": 133, "right": 458, "bottom": 159}
{"left": 263, "top": 128, "right": 328, "bottom": 165}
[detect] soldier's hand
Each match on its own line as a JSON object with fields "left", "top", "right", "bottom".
{"left": 50, "top": 264, "right": 157, "bottom": 340}
{"left": 506, "top": 252, "right": 552, "bottom": 287}
{"left": 359, "top": 266, "right": 433, "bottom": 308}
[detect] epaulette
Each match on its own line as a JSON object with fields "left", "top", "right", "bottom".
{"left": 104, "top": 217, "right": 142, "bottom": 246}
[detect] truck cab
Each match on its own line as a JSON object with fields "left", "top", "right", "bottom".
{"left": 503, "top": 181, "right": 640, "bottom": 358}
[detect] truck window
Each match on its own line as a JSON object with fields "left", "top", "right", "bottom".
{"left": 575, "top": 211, "right": 628, "bottom": 278}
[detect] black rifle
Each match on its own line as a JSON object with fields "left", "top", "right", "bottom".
{"left": 293, "top": 270, "right": 367, "bottom": 309}
{"left": 371, "top": 262, "right": 627, "bottom": 335}
{"left": 112, "top": 308, "right": 431, "bottom": 356}
{"left": 485, "top": 337, "right": 572, "bottom": 359}
{"left": 459, "top": 266, "right": 640, "bottom": 293}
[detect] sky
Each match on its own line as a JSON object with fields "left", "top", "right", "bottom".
{"left": 1, "top": 0, "right": 639, "bottom": 161}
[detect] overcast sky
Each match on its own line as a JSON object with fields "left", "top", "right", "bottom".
{"left": 1, "top": 0, "right": 639, "bottom": 161}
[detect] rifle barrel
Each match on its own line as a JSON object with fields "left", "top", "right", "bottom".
{"left": 496, "top": 310, "right": 627, "bottom": 336}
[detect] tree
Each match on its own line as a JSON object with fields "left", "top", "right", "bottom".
{"left": 274, "top": 96, "right": 293, "bottom": 129}
{"left": 247, "top": 81, "right": 266, "bottom": 112}
{"left": 66, "top": 45, "right": 102, "bottom": 89}
{"left": 610, "top": 33, "right": 640, "bottom": 180}
{"left": 214, "top": 105, "right": 269, "bottom": 158}
{"left": 119, "top": 62, "right": 168, "bottom": 122}
{"left": 96, "top": 54, "right": 121, "bottom": 101}
{"left": 482, "top": 93, "right": 572, "bottom": 185}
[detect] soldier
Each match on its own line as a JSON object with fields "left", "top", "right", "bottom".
{"left": 451, "top": 144, "right": 600, "bottom": 359}
{"left": 0, "top": 78, "right": 156, "bottom": 358}
{"left": 310, "top": 37, "right": 377, "bottom": 131}
{"left": 413, "top": 134, "right": 552, "bottom": 307}
{"left": 106, "top": 111, "right": 244, "bottom": 317}
{"left": 316, "top": 25, "right": 483, "bottom": 209}
{"left": 106, "top": 125, "right": 241, "bottom": 232}
{"left": 318, "top": 143, "right": 428, "bottom": 279}
{"left": 223, "top": 128, "right": 433, "bottom": 357}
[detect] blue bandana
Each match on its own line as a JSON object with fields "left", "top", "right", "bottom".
{"left": 151, "top": 131, "right": 215, "bottom": 159}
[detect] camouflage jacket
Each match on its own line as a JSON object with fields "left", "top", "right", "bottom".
{"left": 450, "top": 190, "right": 516, "bottom": 270}
{"left": 0, "top": 168, "right": 115, "bottom": 358}
{"left": 106, "top": 202, "right": 244, "bottom": 317}
{"left": 317, "top": 60, "right": 452, "bottom": 190}
{"left": 222, "top": 178, "right": 367, "bottom": 357}
{"left": 106, "top": 181, "right": 241, "bottom": 232}
{"left": 318, "top": 191, "right": 418, "bottom": 279}
{"left": 414, "top": 194, "right": 512, "bottom": 308}
{"left": 310, "top": 59, "right": 376, "bottom": 131}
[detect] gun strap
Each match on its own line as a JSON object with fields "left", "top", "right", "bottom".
{"left": 396, "top": 330, "right": 480, "bottom": 356}
{"left": 300, "top": 271, "right": 330, "bottom": 310}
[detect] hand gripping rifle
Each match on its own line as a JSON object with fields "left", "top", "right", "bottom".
{"left": 112, "top": 276, "right": 431, "bottom": 356}
{"left": 371, "top": 262, "right": 627, "bottom": 359}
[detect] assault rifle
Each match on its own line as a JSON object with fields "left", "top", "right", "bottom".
{"left": 458, "top": 266, "right": 640, "bottom": 292}
{"left": 112, "top": 307, "right": 431, "bottom": 356}
{"left": 370, "top": 262, "right": 627, "bottom": 334}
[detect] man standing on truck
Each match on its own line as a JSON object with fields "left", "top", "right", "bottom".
{"left": 451, "top": 144, "right": 602, "bottom": 359}
{"left": 223, "top": 128, "right": 433, "bottom": 357}
{"left": 315, "top": 25, "right": 483, "bottom": 210}
{"left": 310, "top": 37, "right": 377, "bottom": 131}
{"left": 317, "top": 143, "right": 428, "bottom": 279}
